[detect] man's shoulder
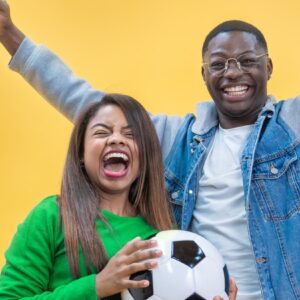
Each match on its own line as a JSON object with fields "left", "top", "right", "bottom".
{"left": 279, "top": 95, "right": 300, "bottom": 105}
{"left": 276, "top": 96, "right": 300, "bottom": 134}
{"left": 277, "top": 95, "right": 300, "bottom": 113}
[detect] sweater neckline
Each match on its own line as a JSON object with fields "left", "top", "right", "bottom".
{"left": 101, "top": 208, "right": 142, "bottom": 220}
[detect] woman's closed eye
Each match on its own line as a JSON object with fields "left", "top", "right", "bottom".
{"left": 94, "top": 130, "right": 110, "bottom": 137}
{"left": 123, "top": 131, "right": 134, "bottom": 139}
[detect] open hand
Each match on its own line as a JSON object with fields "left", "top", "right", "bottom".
{"left": 95, "top": 237, "right": 162, "bottom": 298}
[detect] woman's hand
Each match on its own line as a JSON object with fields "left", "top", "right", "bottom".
{"left": 0, "top": 0, "right": 25, "bottom": 55}
{"left": 95, "top": 237, "right": 161, "bottom": 298}
{"left": 213, "top": 278, "right": 238, "bottom": 300}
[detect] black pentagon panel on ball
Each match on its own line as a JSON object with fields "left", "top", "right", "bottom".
{"left": 171, "top": 240, "right": 205, "bottom": 268}
{"left": 223, "top": 264, "right": 230, "bottom": 296}
{"left": 128, "top": 270, "right": 153, "bottom": 299}
{"left": 185, "top": 292, "right": 207, "bottom": 300}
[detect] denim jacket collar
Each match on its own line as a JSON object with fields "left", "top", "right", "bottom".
{"left": 191, "top": 95, "right": 277, "bottom": 135}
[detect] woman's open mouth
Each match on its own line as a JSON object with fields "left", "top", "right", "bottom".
{"left": 103, "top": 152, "right": 129, "bottom": 178}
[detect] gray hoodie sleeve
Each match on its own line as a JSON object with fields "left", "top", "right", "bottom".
{"left": 9, "top": 37, "right": 185, "bottom": 159}
{"left": 9, "top": 37, "right": 104, "bottom": 121}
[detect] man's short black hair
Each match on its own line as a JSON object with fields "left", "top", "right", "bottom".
{"left": 202, "top": 20, "right": 268, "bottom": 57}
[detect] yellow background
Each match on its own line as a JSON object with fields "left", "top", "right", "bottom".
{"left": 1, "top": 0, "right": 300, "bottom": 267}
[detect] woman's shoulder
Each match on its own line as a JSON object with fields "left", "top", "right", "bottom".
{"left": 23, "top": 195, "right": 61, "bottom": 228}
{"left": 6, "top": 195, "right": 62, "bottom": 257}
{"left": 30, "top": 194, "right": 59, "bottom": 214}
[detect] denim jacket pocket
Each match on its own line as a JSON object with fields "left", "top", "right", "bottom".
{"left": 251, "top": 149, "right": 300, "bottom": 221}
{"left": 165, "top": 170, "right": 184, "bottom": 226}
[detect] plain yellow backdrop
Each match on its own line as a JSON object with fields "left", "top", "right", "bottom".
{"left": 1, "top": 0, "right": 300, "bottom": 268}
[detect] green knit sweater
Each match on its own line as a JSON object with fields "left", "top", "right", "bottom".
{"left": 0, "top": 195, "right": 157, "bottom": 299}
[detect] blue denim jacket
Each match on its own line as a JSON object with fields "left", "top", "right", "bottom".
{"left": 164, "top": 98, "right": 300, "bottom": 299}
{"left": 10, "top": 38, "right": 300, "bottom": 299}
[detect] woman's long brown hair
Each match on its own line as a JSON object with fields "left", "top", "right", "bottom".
{"left": 59, "top": 93, "right": 174, "bottom": 278}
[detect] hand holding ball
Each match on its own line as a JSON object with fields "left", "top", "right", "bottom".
{"left": 122, "top": 230, "right": 230, "bottom": 300}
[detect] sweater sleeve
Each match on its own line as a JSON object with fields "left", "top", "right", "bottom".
{"left": 0, "top": 196, "right": 98, "bottom": 300}
{"left": 8, "top": 38, "right": 186, "bottom": 159}
{"left": 9, "top": 37, "right": 105, "bottom": 122}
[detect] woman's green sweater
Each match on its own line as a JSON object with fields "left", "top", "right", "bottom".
{"left": 0, "top": 195, "right": 157, "bottom": 299}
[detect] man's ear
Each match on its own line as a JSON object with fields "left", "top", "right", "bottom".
{"left": 201, "top": 66, "right": 206, "bottom": 84}
{"left": 267, "top": 57, "right": 273, "bottom": 80}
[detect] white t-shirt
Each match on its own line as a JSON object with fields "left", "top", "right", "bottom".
{"left": 191, "top": 125, "right": 262, "bottom": 300}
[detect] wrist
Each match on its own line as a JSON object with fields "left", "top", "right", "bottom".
{"left": 0, "top": 22, "right": 25, "bottom": 56}
{"left": 95, "top": 273, "right": 106, "bottom": 298}
{"left": 95, "top": 272, "right": 115, "bottom": 299}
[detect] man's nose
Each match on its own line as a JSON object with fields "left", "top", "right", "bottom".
{"left": 224, "top": 58, "right": 243, "bottom": 76}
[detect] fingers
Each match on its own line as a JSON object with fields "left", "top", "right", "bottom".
{"left": 229, "top": 277, "right": 238, "bottom": 300}
{"left": 121, "top": 237, "right": 158, "bottom": 255}
{"left": 121, "top": 258, "right": 157, "bottom": 277}
{"left": 122, "top": 278, "right": 150, "bottom": 289}
{"left": 109, "top": 237, "right": 162, "bottom": 280}
{"left": 213, "top": 278, "right": 237, "bottom": 300}
{"left": 123, "top": 237, "right": 162, "bottom": 265}
{"left": 127, "top": 249, "right": 161, "bottom": 266}
{"left": 119, "top": 237, "right": 162, "bottom": 261}
{"left": 0, "top": 0, "right": 10, "bottom": 22}
{"left": 0, "top": 0, "right": 8, "bottom": 11}
{"left": 127, "top": 247, "right": 162, "bottom": 266}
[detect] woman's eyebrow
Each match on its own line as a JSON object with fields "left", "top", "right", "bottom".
{"left": 90, "top": 124, "right": 132, "bottom": 130}
{"left": 90, "top": 123, "right": 110, "bottom": 129}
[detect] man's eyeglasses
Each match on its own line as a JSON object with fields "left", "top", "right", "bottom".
{"left": 202, "top": 53, "right": 268, "bottom": 77}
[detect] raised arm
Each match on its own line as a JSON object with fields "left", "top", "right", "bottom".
{"left": 0, "top": 0, "right": 25, "bottom": 55}
{"left": 0, "top": 0, "right": 104, "bottom": 121}
{"left": 0, "top": 1, "right": 185, "bottom": 158}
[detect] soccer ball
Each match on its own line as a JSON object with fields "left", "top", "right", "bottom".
{"left": 121, "top": 230, "right": 229, "bottom": 300}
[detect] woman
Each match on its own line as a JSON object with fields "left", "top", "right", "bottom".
{"left": 0, "top": 93, "right": 173, "bottom": 299}
{"left": 0, "top": 93, "right": 236, "bottom": 299}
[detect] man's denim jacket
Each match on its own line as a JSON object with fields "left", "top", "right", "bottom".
{"left": 10, "top": 38, "right": 300, "bottom": 299}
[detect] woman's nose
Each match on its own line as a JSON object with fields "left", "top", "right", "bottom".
{"left": 107, "top": 132, "right": 125, "bottom": 145}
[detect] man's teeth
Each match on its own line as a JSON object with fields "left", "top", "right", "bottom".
{"left": 104, "top": 152, "right": 129, "bottom": 161}
{"left": 224, "top": 85, "right": 248, "bottom": 93}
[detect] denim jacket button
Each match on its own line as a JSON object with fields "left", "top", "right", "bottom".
{"left": 188, "top": 190, "right": 193, "bottom": 195}
{"left": 270, "top": 165, "right": 279, "bottom": 175}
{"left": 171, "top": 191, "right": 179, "bottom": 199}
{"left": 256, "top": 257, "right": 267, "bottom": 264}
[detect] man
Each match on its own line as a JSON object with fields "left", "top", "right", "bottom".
{"left": 1, "top": 1, "right": 300, "bottom": 299}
